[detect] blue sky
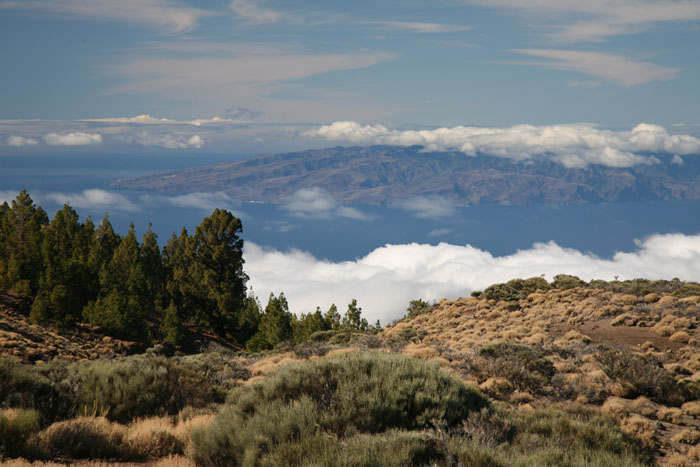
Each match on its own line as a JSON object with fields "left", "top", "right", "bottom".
{"left": 1, "top": 0, "right": 700, "bottom": 154}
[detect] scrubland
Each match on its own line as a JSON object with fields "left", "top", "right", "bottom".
{"left": 2, "top": 277, "right": 700, "bottom": 466}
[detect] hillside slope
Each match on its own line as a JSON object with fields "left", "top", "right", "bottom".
{"left": 110, "top": 145, "right": 700, "bottom": 205}
{"left": 383, "top": 285, "right": 700, "bottom": 463}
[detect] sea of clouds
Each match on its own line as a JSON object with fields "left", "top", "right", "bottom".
{"left": 244, "top": 233, "right": 700, "bottom": 324}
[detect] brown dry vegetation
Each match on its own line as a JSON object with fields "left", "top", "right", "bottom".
{"left": 3, "top": 284, "right": 700, "bottom": 465}
{"left": 382, "top": 286, "right": 700, "bottom": 464}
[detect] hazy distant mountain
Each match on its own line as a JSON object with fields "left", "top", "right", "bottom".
{"left": 110, "top": 145, "right": 700, "bottom": 205}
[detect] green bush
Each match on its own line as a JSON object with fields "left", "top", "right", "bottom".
{"left": 551, "top": 274, "right": 587, "bottom": 290}
{"left": 481, "top": 283, "right": 524, "bottom": 302}
{"left": 0, "top": 357, "right": 72, "bottom": 423}
{"left": 192, "top": 351, "right": 488, "bottom": 466}
{"left": 67, "top": 351, "right": 229, "bottom": 423}
{"left": 451, "top": 406, "right": 653, "bottom": 467}
{"left": 505, "top": 277, "right": 549, "bottom": 296}
{"left": 0, "top": 408, "right": 40, "bottom": 459}
{"left": 263, "top": 430, "right": 445, "bottom": 467}
{"left": 596, "top": 348, "right": 686, "bottom": 405}
{"left": 478, "top": 342, "right": 555, "bottom": 394}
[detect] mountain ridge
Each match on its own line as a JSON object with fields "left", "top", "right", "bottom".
{"left": 110, "top": 145, "right": 700, "bottom": 205}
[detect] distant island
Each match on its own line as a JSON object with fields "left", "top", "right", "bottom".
{"left": 110, "top": 145, "right": 700, "bottom": 205}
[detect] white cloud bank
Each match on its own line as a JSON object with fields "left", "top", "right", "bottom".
{"left": 244, "top": 233, "right": 700, "bottom": 324}
{"left": 43, "top": 132, "right": 102, "bottom": 146}
{"left": 282, "top": 188, "right": 369, "bottom": 220}
{"left": 306, "top": 121, "right": 700, "bottom": 168}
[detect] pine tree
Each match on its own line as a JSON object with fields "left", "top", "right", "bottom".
{"left": 341, "top": 299, "right": 368, "bottom": 331}
{"left": 141, "top": 224, "right": 164, "bottom": 310}
{"left": 1, "top": 190, "right": 48, "bottom": 295}
{"left": 161, "top": 300, "right": 185, "bottom": 346}
{"left": 31, "top": 204, "right": 90, "bottom": 324}
{"left": 84, "top": 224, "right": 150, "bottom": 339}
{"left": 247, "top": 293, "right": 293, "bottom": 351}
{"left": 189, "top": 209, "right": 248, "bottom": 340}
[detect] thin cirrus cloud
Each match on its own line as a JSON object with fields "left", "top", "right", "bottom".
{"left": 371, "top": 21, "right": 470, "bottom": 34}
{"left": 43, "top": 132, "right": 102, "bottom": 146}
{"left": 306, "top": 121, "right": 700, "bottom": 169}
{"left": 230, "top": 0, "right": 289, "bottom": 24}
{"left": 108, "top": 47, "right": 393, "bottom": 101}
{"left": 244, "top": 233, "right": 700, "bottom": 324}
{"left": 282, "top": 187, "right": 370, "bottom": 220}
{"left": 465, "top": 0, "right": 700, "bottom": 43}
{"left": 511, "top": 49, "right": 680, "bottom": 86}
{"left": 0, "top": 0, "right": 208, "bottom": 33}
{"left": 392, "top": 196, "right": 457, "bottom": 219}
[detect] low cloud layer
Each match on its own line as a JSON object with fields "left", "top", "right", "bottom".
{"left": 282, "top": 187, "right": 369, "bottom": 220}
{"left": 1, "top": 189, "right": 238, "bottom": 214}
{"left": 307, "top": 121, "right": 700, "bottom": 168}
{"left": 393, "top": 195, "right": 457, "bottom": 219}
{"left": 43, "top": 189, "right": 139, "bottom": 212}
{"left": 6, "top": 135, "right": 38, "bottom": 146}
{"left": 44, "top": 132, "right": 102, "bottom": 146}
{"left": 122, "top": 132, "right": 204, "bottom": 149}
{"left": 244, "top": 233, "right": 700, "bottom": 324}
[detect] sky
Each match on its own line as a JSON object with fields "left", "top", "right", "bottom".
{"left": 3, "top": 1, "right": 700, "bottom": 320}
{"left": 1, "top": 0, "right": 700, "bottom": 156}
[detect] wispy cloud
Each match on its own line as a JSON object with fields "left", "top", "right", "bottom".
{"left": 427, "top": 228, "right": 453, "bottom": 237}
{"left": 230, "top": 0, "right": 289, "bottom": 24}
{"left": 0, "top": 0, "right": 208, "bottom": 33}
{"left": 282, "top": 187, "right": 370, "bottom": 220}
{"left": 43, "top": 189, "right": 140, "bottom": 212}
{"left": 393, "top": 196, "right": 457, "bottom": 219}
{"left": 244, "top": 233, "right": 700, "bottom": 323}
{"left": 371, "top": 21, "right": 470, "bottom": 34}
{"left": 44, "top": 132, "right": 102, "bottom": 146}
{"left": 6, "top": 135, "right": 38, "bottom": 146}
{"left": 512, "top": 49, "right": 679, "bottom": 86}
{"left": 139, "top": 192, "right": 240, "bottom": 213}
{"left": 466, "top": 0, "right": 700, "bottom": 43}
{"left": 306, "top": 121, "right": 700, "bottom": 168}
{"left": 109, "top": 48, "right": 394, "bottom": 102}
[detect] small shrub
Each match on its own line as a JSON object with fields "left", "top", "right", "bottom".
{"left": 37, "top": 416, "right": 128, "bottom": 459}
{"left": 67, "top": 352, "right": 228, "bottom": 423}
{"left": 405, "top": 299, "right": 433, "bottom": 320}
{"left": 551, "top": 274, "right": 587, "bottom": 290}
{"left": 596, "top": 348, "right": 685, "bottom": 406}
{"left": 0, "top": 408, "right": 40, "bottom": 458}
{"left": 0, "top": 356, "right": 72, "bottom": 423}
{"left": 482, "top": 283, "right": 524, "bottom": 303}
{"left": 478, "top": 342, "right": 555, "bottom": 394}
{"left": 192, "top": 351, "right": 488, "bottom": 465}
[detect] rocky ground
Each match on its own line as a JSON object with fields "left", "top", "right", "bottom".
{"left": 0, "top": 293, "right": 143, "bottom": 364}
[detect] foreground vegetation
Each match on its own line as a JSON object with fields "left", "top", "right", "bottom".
{"left": 0, "top": 350, "right": 654, "bottom": 466}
